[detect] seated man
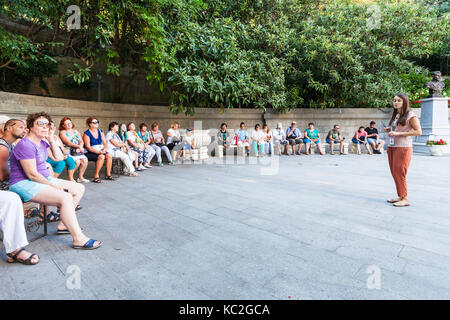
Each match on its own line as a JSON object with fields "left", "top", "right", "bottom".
{"left": 0, "top": 119, "right": 40, "bottom": 265}
{"left": 1, "top": 191, "right": 40, "bottom": 265}
{"left": 365, "top": 121, "right": 385, "bottom": 154}
{"left": 326, "top": 124, "right": 345, "bottom": 155}
{"left": 272, "top": 123, "right": 287, "bottom": 155}
{"left": 285, "top": 121, "right": 303, "bottom": 155}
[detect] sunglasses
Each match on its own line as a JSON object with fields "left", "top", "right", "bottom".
{"left": 91, "top": 120, "right": 99, "bottom": 124}
{"left": 36, "top": 120, "right": 50, "bottom": 128}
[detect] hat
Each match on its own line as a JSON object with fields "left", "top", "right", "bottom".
{"left": 276, "top": 122, "right": 282, "bottom": 129}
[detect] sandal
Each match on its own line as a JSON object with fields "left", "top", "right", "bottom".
{"left": 39, "top": 211, "right": 60, "bottom": 223}
{"left": 105, "top": 175, "right": 115, "bottom": 181}
{"left": 92, "top": 177, "right": 103, "bottom": 183}
{"left": 7, "top": 248, "right": 39, "bottom": 265}
{"left": 393, "top": 199, "right": 410, "bottom": 207}
{"left": 73, "top": 239, "right": 102, "bottom": 250}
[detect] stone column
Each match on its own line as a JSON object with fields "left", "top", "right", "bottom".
{"left": 413, "top": 97, "right": 450, "bottom": 154}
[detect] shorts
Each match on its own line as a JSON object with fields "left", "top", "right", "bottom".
{"left": 326, "top": 139, "right": 342, "bottom": 144}
{"left": 352, "top": 138, "right": 367, "bottom": 145}
{"left": 367, "top": 138, "right": 380, "bottom": 145}
{"left": 304, "top": 138, "right": 320, "bottom": 144}
{"left": 9, "top": 176, "right": 61, "bottom": 202}
{"left": 86, "top": 152, "right": 101, "bottom": 161}
{"left": 288, "top": 138, "right": 302, "bottom": 145}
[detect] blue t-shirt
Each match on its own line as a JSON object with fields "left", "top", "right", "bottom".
{"left": 236, "top": 129, "right": 248, "bottom": 141}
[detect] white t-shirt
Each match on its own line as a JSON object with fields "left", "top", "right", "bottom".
{"left": 184, "top": 134, "right": 193, "bottom": 145}
{"left": 251, "top": 130, "right": 265, "bottom": 143}
{"left": 272, "top": 128, "right": 284, "bottom": 141}
{"left": 127, "top": 131, "right": 137, "bottom": 144}
{"left": 167, "top": 128, "right": 181, "bottom": 144}
{"left": 106, "top": 131, "right": 121, "bottom": 154}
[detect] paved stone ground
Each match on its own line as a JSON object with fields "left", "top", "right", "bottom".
{"left": 1, "top": 152, "right": 450, "bottom": 300}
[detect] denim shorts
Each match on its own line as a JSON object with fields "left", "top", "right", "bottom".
{"left": 326, "top": 139, "right": 342, "bottom": 144}
{"left": 367, "top": 138, "right": 380, "bottom": 145}
{"left": 9, "top": 176, "right": 61, "bottom": 202}
{"left": 304, "top": 138, "right": 320, "bottom": 144}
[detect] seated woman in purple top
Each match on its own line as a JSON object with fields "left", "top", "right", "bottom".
{"left": 9, "top": 112, "right": 101, "bottom": 250}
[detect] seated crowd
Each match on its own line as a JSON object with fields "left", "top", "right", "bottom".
{"left": 0, "top": 112, "right": 386, "bottom": 266}
{"left": 216, "top": 120, "right": 385, "bottom": 156}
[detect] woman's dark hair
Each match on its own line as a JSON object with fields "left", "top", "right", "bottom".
{"left": 139, "top": 123, "right": 147, "bottom": 130}
{"left": 240, "top": 122, "right": 245, "bottom": 126}
{"left": 26, "top": 112, "right": 52, "bottom": 130}
{"left": 59, "top": 117, "right": 74, "bottom": 131}
{"left": 220, "top": 123, "right": 227, "bottom": 129}
{"left": 389, "top": 93, "right": 410, "bottom": 126}
{"left": 108, "top": 121, "right": 119, "bottom": 131}
{"left": 118, "top": 123, "right": 127, "bottom": 140}
{"left": 308, "top": 122, "right": 314, "bottom": 126}
{"left": 359, "top": 126, "right": 365, "bottom": 130}
{"left": 151, "top": 122, "right": 159, "bottom": 130}
{"left": 255, "top": 124, "right": 260, "bottom": 129}
{"left": 127, "top": 122, "right": 135, "bottom": 131}
{"left": 86, "top": 117, "right": 97, "bottom": 126}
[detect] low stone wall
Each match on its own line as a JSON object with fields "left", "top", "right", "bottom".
{"left": 1, "top": 91, "right": 449, "bottom": 140}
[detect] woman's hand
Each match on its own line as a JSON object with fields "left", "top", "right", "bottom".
{"left": 388, "top": 131, "right": 400, "bottom": 137}
{"left": 384, "top": 127, "right": 391, "bottom": 132}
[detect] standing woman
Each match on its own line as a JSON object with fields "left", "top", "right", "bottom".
{"left": 385, "top": 93, "right": 422, "bottom": 207}
{"left": 83, "top": 117, "right": 113, "bottom": 183}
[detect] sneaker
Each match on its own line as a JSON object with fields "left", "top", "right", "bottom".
{"left": 158, "top": 162, "right": 164, "bottom": 167}
{"left": 169, "top": 161, "right": 175, "bottom": 165}
{"left": 76, "top": 178, "right": 90, "bottom": 183}
{"left": 144, "top": 163, "right": 152, "bottom": 168}
{"left": 138, "top": 165, "right": 146, "bottom": 171}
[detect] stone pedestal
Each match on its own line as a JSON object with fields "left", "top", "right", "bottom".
{"left": 413, "top": 97, "right": 450, "bottom": 154}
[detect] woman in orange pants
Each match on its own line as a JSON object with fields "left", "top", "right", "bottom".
{"left": 384, "top": 93, "right": 422, "bottom": 207}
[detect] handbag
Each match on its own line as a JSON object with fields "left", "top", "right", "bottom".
{"left": 70, "top": 147, "right": 86, "bottom": 157}
{"left": 151, "top": 131, "right": 166, "bottom": 148}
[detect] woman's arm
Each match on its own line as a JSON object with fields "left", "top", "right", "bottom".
{"left": 20, "top": 159, "right": 61, "bottom": 189}
{"left": 47, "top": 135, "right": 65, "bottom": 161}
{"left": 83, "top": 133, "right": 98, "bottom": 154}
{"left": 59, "top": 131, "right": 79, "bottom": 149}
{"left": 389, "top": 117, "right": 422, "bottom": 137}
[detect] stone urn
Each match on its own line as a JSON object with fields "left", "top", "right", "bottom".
{"left": 429, "top": 145, "right": 444, "bottom": 156}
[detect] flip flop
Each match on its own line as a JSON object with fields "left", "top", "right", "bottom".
{"left": 72, "top": 239, "right": 102, "bottom": 250}
{"left": 92, "top": 177, "right": 103, "bottom": 183}
{"left": 39, "top": 211, "right": 60, "bottom": 223}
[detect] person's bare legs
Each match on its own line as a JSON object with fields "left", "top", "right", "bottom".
{"left": 78, "top": 158, "right": 88, "bottom": 180}
{"left": 67, "top": 168, "right": 75, "bottom": 181}
{"left": 94, "top": 154, "right": 105, "bottom": 179}
{"left": 31, "top": 187, "right": 99, "bottom": 247}
{"left": 53, "top": 179, "right": 85, "bottom": 230}
{"left": 317, "top": 143, "right": 324, "bottom": 155}
{"left": 105, "top": 153, "right": 113, "bottom": 176}
{"left": 297, "top": 142, "right": 303, "bottom": 155}
{"left": 329, "top": 141, "right": 335, "bottom": 154}
{"left": 365, "top": 143, "right": 373, "bottom": 154}
{"left": 339, "top": 140, "right": 344, "bottom": 154}
{"left": 305, "top": 143, "right": 311, "bottom": 155}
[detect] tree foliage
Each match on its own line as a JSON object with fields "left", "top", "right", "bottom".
{"left": 0, "top": 0, "right": 448, "bottom": 113}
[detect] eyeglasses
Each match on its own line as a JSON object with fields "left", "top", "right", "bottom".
{"left": 36, "top": 120, "right": 50, "bottom": 128}
{"left": 91, "top": 120, "right": 99, "bottom": 124}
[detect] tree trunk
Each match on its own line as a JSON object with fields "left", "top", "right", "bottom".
{"left": 113, "top": 25, "right": 121, "bottom": 102}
